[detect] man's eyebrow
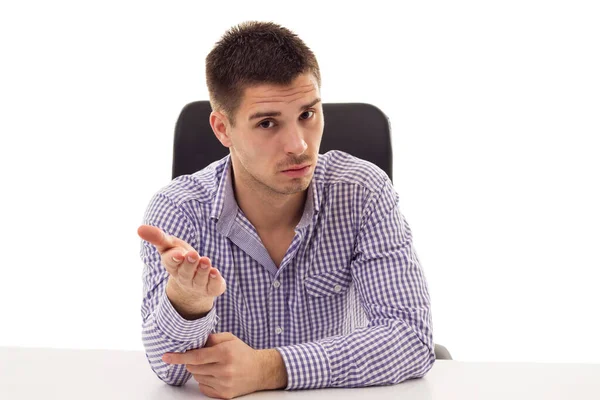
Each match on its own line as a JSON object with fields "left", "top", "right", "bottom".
{"left": 301, "top": 98, "right": 321, "bottom": 110}
{"left": 248, "top": 98, "right": 322, "bottom": 121}
{"left": 249, "top": 110, "right": 281, "bottom": 121}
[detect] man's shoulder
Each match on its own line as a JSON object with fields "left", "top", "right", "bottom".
{"left": 315, "top": 150, "right": 389, "bottom": 193}
{"left": 153, "top": 157, "right": 227, "bottom": 207}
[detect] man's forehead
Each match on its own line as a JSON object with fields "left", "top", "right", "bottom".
{"left": 239, "top": 72, "right": 320, "bottom": 110}
{"left": 243, "top": 82, "right": 317, "bottom": 107}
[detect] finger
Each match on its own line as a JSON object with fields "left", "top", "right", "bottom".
{"left": 205, "top": 268, "right": 227, "bottom": 298}
{"left": 205, "top": 332, "right": 237, "bottom": 347}
{"left": 160, "top": 247, "right": 189, "bottom": 276}
{"left": 192, "top": 257, "right": 212, "bottom": 289}
{"left": 163, "top": 347, "right": 221, "bottom": 365}
{"left": 197, "top": 382, "right": 220, "bottom": 399}
{"left": 186, "top": 363, "right": 219, "bottom": 375}
{"left": 192, "top": 373, "right": 217, "bottom": 384}
{"left": 176, "top": 250, "right": 200, "bottom": 286}
{"left": 137, "top": 225, "right": 173, "bottom": 252}
{"left": 193, "top": 374, "right": 222, "bottom": 388}
{"left": 137, "top": 225, "right": 191, "bottom": 254}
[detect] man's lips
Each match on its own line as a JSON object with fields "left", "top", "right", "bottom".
{"left": 281, "top": 164, "right": 311, "bottom": 178}
{"left": 282, "top": 164, "right": 311, "bottom": 172}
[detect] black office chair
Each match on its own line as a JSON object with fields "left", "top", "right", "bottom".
{"left": 172, "top": 100, "right": 452, "bottom": 361}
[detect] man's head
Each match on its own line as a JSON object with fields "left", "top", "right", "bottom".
{"left": 206, "top": 21, "right": 321, "bottom": 122}
{"left": 207, "top": 21, "right": 323, "bottom": 197}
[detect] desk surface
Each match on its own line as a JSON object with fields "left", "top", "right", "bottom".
{"left": 1, "top": 346, "right": 599, "bottom": 399}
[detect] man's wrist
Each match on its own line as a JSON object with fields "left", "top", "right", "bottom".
{"left": 258, "top": 349, "right": 288, "bottom": 390}
{"left": 165, "top": 278, "right": 213, "bottom": 320}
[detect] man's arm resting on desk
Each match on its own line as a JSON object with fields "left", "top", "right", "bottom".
{"left": 164, "top": 320, "right": 433, "bottom": 395}
{"left": 142, "top": 286, "right": 219, "bottom": 386}
{"left": 164, "top": 332, "right": 288, "bottom": 399}
{"left": 276, "top": 320, "right": 434, "bottom": 389}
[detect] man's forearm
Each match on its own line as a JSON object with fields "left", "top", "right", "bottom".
{"left": 258, "top": 349, "right": 288, "bottom": 390}
{"left": 142, "top": 283, "right": 219, "bottom": 386}
{"left": 276, "top": 321, "right": 434, "bottom": 389}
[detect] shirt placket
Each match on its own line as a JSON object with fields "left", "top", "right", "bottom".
{"left": 267, "top": 230, "right": 305, "bottom": 347}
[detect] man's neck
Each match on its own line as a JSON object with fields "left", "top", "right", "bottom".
{"left": 232, "top": 175, "right": 308, "bottom": 232}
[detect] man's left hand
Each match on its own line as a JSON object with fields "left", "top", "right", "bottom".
{"left": 163, "top": 332, "right": 287, "bottom": 399}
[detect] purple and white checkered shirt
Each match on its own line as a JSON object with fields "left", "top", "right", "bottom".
{"left": 140, "top": 150, "right": 434, "bottom": 389}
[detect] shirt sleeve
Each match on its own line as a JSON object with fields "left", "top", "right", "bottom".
{"left": 140, "top": 192, "right": 218, "bottom": 386}
{"left": 277, "top": 177, "right": 435, "bottom": 389}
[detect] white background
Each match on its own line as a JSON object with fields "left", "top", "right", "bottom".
{"left": 1, "top": 0, "right": 598, "bottom": 363}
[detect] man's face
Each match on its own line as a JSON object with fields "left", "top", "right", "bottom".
{"left": 226, "top": 73, "right": 323, "bottom": 196}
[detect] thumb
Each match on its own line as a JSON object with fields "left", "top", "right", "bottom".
{"left": 206, "top": 332, "right": 237, "bottom": 347}
{"left": 137, "top": 224, "right": 189, "bottom": 253}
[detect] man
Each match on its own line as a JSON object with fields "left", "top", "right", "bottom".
{"left": 138, "top": 21, "right": 434, "bottom": 399}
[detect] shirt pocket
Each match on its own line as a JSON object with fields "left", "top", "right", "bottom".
{"left": 304, "top": 269, "right": 352, "bottom": 336}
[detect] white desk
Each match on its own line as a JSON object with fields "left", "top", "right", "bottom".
{"left": 1, "top": 346, "right": 599, "bottom": 399}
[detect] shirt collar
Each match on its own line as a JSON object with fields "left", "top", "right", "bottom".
{"left": 210, "top": 155, "right": 237, "bottom": 235}
{"left": 296, "top": 178, "right": 320, "bottom": 230}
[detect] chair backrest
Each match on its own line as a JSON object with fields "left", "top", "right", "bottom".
{"left": 172, "top": 101, "right": 393, "bottom": 181}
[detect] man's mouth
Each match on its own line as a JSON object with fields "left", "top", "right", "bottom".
{"left": 283, "top": 164, "right": 310, "bottom": 172}
{"left": 281, "top": 164, "right": 311, "bottom": 177}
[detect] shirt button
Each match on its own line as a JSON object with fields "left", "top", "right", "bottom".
{"left": 273, "top": 280, "right": 281, "bottom": 288}
{"left": 334, "top": 284, "right": 342, "bottom": 293}
{"left": 275, "top": 327, "right": 283, "bottom": 335}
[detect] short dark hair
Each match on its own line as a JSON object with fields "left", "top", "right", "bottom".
{"left": 206, "top": 21, "right": 321, "bottom": 124}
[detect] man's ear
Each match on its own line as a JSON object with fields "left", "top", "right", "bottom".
{"left": 210, "top": 111, "right": 232, "bottom": 148}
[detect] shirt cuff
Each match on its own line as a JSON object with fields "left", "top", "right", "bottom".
{"left": 155, "top": 289, "right": 217, "bottom": 344}
{"left": 276, "top": 341, "right": 331, "bottom": 390}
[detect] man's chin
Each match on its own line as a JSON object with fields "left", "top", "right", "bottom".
{"left": 274, "top": 178, "right": 311, "bottom": 195}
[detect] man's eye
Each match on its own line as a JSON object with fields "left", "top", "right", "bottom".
{"left": 259, "top": 120, "right": 275, "bottom": 129}
{"left": 300, "top": 110, "right": 315, "bottom": 120}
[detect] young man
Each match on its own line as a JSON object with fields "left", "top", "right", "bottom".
{"left": 138, "top": 21, "right": 434, "bottom": 399}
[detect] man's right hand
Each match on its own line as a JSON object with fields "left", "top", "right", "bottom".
{"left": 138, "top": 224, "right": 226, "bottom": 319}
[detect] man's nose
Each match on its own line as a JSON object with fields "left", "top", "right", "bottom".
{"left": 283, "top": 126, "right": 308, "bottom": 155}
